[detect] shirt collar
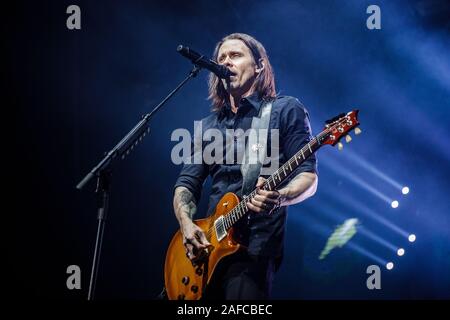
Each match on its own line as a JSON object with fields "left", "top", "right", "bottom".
{"left": 220, "top": 92, "right": 263, "bottom": 118}
{"left": 241, "top": 92, "right": 263, "bottom": 111}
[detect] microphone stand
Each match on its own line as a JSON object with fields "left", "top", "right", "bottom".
{"left": 77, "top": 65, "right": 202, "bottom": 300}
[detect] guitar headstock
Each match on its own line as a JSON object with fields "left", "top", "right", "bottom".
{"left": 321, "top": 110, "right": 360, "bottom": 148}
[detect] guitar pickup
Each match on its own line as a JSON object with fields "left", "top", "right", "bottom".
{"left": 214, "top": 216, "right": 226, "bottom": 242}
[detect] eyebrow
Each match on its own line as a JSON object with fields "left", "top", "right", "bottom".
{"left": 218, "top": 50, "right": 243, "bottom": 59}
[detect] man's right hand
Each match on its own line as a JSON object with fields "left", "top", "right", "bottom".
{"left": 181, "top": 220, "right": 211, "bottom": 261}
{"left": 173, "top": 186, "right": 211, "bottom": 261}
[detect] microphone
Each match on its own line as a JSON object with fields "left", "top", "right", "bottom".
{"left": 177, "top": 45, "right": 233, "bottom": 79}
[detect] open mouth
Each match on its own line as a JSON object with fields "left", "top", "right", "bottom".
{"left": 228, "top": 69, "right": 237, "bottom": 77}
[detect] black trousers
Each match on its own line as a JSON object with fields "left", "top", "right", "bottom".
{"left": 202, "top": 250, "right": 276, "bottom": 300}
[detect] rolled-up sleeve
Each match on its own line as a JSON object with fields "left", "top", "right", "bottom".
{"left": 174, "top": 163, "right": 208, "bottom": 203}
{"left": 279, "top": 98, "right": 318, "bottom": 176}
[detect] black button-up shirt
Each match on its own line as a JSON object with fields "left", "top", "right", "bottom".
{"left": 174, "top": 94, "right": 317, "bottom": 260}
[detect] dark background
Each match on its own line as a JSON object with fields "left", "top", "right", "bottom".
{"left": 6, "top": 0, "right": 450, "bottom": 300}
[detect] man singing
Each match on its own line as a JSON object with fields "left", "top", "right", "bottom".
{"left": 173, "top": 33, "right": 318, "bottom": 299}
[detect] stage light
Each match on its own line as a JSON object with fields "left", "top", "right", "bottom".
{"left": 386, "top": 262, "right": 394, "bottom": 270}
{"left": 345, "top": 241, "right": 387, "bottom": 266}
{"left": 323, "top": 188, "right": 410, "bottom": 237}
{"left": 408, "top": 234, "right": 416, "bottom": 242}
{"left": 358, "top": 226, "right": 398, "bottom": 252}
{"left": 321, "top": 158, "right": 392, "bottom": 204}
{"left": 397, "top": 248, "right": 405, "bottom": 256}
{"left": 391, "top": 200, "right": 399, "bottom": 208}
{"left": 402, "top": 186, "right": 410, "bottom": 195}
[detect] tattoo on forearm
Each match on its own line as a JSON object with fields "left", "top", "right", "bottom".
{"left": 282, "top": 172, "right": 317, "bottom": 206}
{"left": 288, "top": 174, "right": 303, "bottom": 185}
{"left": 174, "top": 188, "right": 197, "bottom": 220}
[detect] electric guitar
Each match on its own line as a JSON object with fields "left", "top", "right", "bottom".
{"left": 164, "top": 110, "right": 360, "bottom": 300}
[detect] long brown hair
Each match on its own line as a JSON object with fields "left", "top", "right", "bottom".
{"left": 208, "top": 33, "right": 276, "bottom": 112}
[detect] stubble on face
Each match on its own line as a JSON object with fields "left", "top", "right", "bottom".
{"left": 217, "top": 39, "right": 257, "bottom": 98}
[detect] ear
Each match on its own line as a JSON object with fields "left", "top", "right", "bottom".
{"left": 255, "top": 58, "right": 265, "bottom": 75}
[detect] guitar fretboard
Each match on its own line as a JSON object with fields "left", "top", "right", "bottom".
{"left": 221, "top": 128, "right": 331, "bottom": 230}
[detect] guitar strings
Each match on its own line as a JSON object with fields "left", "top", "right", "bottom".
{"left": 202, "top": 117, "right": 350, "bottom": 241}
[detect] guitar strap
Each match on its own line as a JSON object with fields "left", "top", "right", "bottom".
{"left": 240, "top": 99, "right": 273, "bottom": 197}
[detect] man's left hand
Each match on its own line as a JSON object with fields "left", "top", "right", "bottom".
{"left": 246, "top": 177, "right": 282, "bottom": 214}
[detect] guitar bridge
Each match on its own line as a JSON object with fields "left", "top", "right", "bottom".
{"left": 214, "top": 216, "right": 227, "bottom": 242}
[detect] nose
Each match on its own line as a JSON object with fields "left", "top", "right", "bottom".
{"left": 221, "top": 56, "right": 233, "bottom": 67}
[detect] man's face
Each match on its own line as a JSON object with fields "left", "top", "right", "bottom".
{"left": 217, "top": 39, "right": 259, "bottom": 97}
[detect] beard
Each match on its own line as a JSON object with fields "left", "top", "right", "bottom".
{"left": 222, "top": 75, "right": 257, "bottom": 98}
{"left": 221, "top": 76, "right": 237, "bottom": 92}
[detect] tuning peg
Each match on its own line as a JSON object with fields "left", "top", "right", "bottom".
{"left": 338, "top": 142, "right": 344, "bottom": 151}
{"left": 355, "top": 127, "right": 361, "bottom": 135}
{"left": 345, "top": 135, "right": 352, "bottom": 143}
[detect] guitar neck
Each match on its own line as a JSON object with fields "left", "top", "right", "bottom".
{"left": 222, "top": 129, "right": 329, "bottom": 230}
